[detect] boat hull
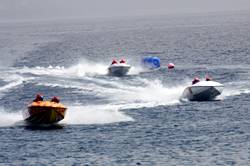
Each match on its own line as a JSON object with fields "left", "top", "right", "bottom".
{"left": 108, "top": 65, "right": 131, "bottom": 76}
{"left": 23, "top": 101, "right": 67, "bottom": 124}
{"left": 181, "top": 81, "right": 224, "bottom": 101}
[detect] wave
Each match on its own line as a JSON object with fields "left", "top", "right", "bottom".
{"left": 0, "top": 104, "right": 133, "bottom": 127}
{"left": 0, "top": 80, "right": 23, "bottom": 92}
{"left": 6, "top": 62, "right": 250, "bottom": 105}
{"left": 0, "top": 108, "right": 22, "bottom": 127}
{"left": 14, "top": 57, "right": 148, "bottom": 78}
{"left": 62, "top": 104, "right": 134, "bottom": 125}
{"left": 35, "top": 76, "right": 188, "bottom": 109}
{"left": 2, "top": 60, "right": 250, "bottom": 127}
{"left": 0, "top": 74, "right": 30, "bottom": 95}
{"left": 14, "top": 60, "right": 107, "bottom": 77}
{"left": 220, "top": 81, "right": 250, "bottom": 99}
{"left": 100, "top": 78, "right": 187, "bottom": 108}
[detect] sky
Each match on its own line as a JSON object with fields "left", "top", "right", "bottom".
{"left": 0, "top": 0, "right": 250, "bottom": 21}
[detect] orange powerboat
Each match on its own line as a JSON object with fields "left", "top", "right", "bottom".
{"left": 23, "top": 101, "right": 67, "bottom": 124}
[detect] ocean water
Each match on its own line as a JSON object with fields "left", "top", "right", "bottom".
{"left": 0, "top": 12, "right": 250, "bottom": 165}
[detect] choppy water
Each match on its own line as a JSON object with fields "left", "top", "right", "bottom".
{"left": 0, "top": 12, "right": 250, "bottom": 165}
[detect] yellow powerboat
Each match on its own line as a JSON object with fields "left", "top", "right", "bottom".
{"left": 23, "top": 101, "right": 67, "bottom": 124}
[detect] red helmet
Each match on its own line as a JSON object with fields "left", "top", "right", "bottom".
{"left": 33, "top": 94, "right": 43, "bottom": 102}
{"left": 205, "top": 76, "right": 211, "bottom": 81}
{"left": 111, "top": 59, "right": 118, "bottom": 65}
{"left": 194, "top": 77, "right": 200, "bottom": 81}
{"left": 192, "top": 77, "right": 200, "bottom": 85}
{"left": 120, "top": 59, "right": 126, "bottom": 63}
{"left": 51, "top": 96, "right": 60, "bottom": 103}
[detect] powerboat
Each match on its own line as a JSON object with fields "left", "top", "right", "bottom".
{"left": 181, "top": 81, "right": 224, "bottom": 101}
{"left": 23, "top": 101, "right": 67, "bottom": 124}
{"left": 108, "top": 63, "right": 131, "bottom": 76}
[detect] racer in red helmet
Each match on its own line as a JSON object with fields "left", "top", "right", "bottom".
{"left": 192, "top": 77, "right": 200, "bottom": 85}
{"left": 111, "top": 59, "right": 118, "bottom": 65}
{"left": 205, "top": 76, "right": 212, "bottom": 81}
{"left": 120, "top": 59, "right": 126, "bottom": 64}
{"left": 51, "top": 96, "right": 60, "bottom": 103}
{"left": 33, "top": 94, "right": 44, "bottom": 102}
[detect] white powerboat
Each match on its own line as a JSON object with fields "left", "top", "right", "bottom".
{"left": 108, "top": 63, "right": 131, "bottom": 76}
{"left": 181, "top": 81, "right": 224, "bottom": 101}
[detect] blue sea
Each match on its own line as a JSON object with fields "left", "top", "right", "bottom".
{"left": 0, "top": 12, "right": 250, "bottom": 165}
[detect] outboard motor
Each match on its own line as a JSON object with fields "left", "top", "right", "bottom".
{"left": 142, "top": 56, "right": 161, "bottom": 69}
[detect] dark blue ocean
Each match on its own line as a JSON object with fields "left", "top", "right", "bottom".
{"left": 0, "top": 12, "right": 250, "bottom": 165}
